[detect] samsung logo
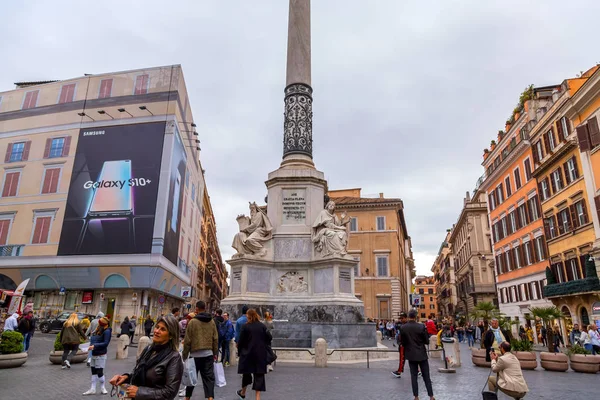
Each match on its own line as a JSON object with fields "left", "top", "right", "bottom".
{"left": 83, "top": 130, "right": 105, "bottom": 136}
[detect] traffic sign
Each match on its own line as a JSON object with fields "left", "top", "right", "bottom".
{"left": 158, "top": 295, "right": 166, "bottom": 304}
{"left": 59, "top": 287, "right": 66, "bottom": 296}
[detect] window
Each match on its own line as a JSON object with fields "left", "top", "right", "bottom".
{"left": 546, "top": 130, "right": 556, "bottom": 152}
{"left": 98, "top": 79, "right": 113, "bottom": 99}
{"left": 524, "top": 158, "right": 532, "bottom": 181}
{"left": 429, "top": 296, "right": 433, "bottom": 301}
{"left": 489, "top": 191, "right": 496, "bottom": 210}
{"left": 22, "top": 90, "right": 39, "bottom": 109}
{"left": 350, "top": 217, "right": 358, "bottom": 232}
{"left": 2, "top": 171, "right": 20, "bottom": 197}
{"left": 31, "top": 215, "right": 52, "bottom": 244}
{"left": 191, "top": 183, "right": 196, "bottom": 201}
{"left": 535, "top": 140, "right": 544, "bottom": 162}
{"left": 566, "top": 258, "right": 580, "bottom": 281}
{"left": 353, "top": 257, "right": 360, "bottom": 277}
{"left": 501, "top": 217, "right": 507, "bottom": 237}
{"left": 564, "top": 157, "right": 579, "bottom": 184}
{"left": 574, "top": 200, "right": 589, "bottom": 226}
{"left": 560, "top": 117, "right": 570, "bottom": 140}
{"left": 534, "top": 236, "right": 545, "bottom": 262}
{"left": 58, "top": 83, "right": 76, "bottom": 103}
{"left": 44, "top": 136, "right": 71, "bottom": 159}
{"left": 497, "top": 184, "right": 504, "bottom": 204}
{"left": 8, "top": 142, "right": 25, "bottom": 162}
{"left": 0, "top": 219, "right": 12, "bottom": 245}
{"left": 428, "top": 288, "right": 433, "bottom": 294}
{"left": 505, "top": 176, "right": 512, "bottom": 197}
{"left": 419, "top": 288, "right": 424, "bottom": 294}
{"left": 540, "top": 179, "right": 550, "bottom": 201}
{"left": 514, "top": 246, "right": 521, "bottom": 268}
{"left": 509, "top": 211, "right": 517, "bottom": 233}
{"left": 49, "top": 138, "right": 65, "bottom": 158}
{"left": 552, "top": 262, "right": 565, "bottom": 283}
{"left": 376, "top": 216, "right": 385, "bottom": 231}
{"left": 518, "top": 204, "right": 528, "bottom": 228}
{"left": 41, "top": 168, "right": 61, "bottom": 194}
{"left": 528, "top": 196, "right": 540, "bottom": 221}
{"left": 505, "top": 250, "right": 512, "bottom": 271}
{"left": 557, "top": 208, "right": 570, "bottom": 234}
{"left": 551, "top": 169, "right": 564, "bottom": 193}
{"left": 514, "top": 167, "right": 522, "bottom": 189}
{"left": 376, "top": 256, "right": 388, "bottom": 277}
{"left": 134, "top": 74, "right": 149, "bottom": 95}
{"left": 546, "top": 216, "right": 557, "bottom": 239}
{"left": 524, "top": 241, "right": 533, "bottom": 265}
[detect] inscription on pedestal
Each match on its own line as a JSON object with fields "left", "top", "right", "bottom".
{"left": 231, "top": 269, "right": 242, "bottom": 293}
{"left": 339, "top": 269, "right": 352, "bottom": 294}
{"left": 247, "top": 267, "right": 270, "bottom": 293}
{"left": 282, "top": 189, "right": 306, "bottom": 224}
{"left": 274, "top": 238, "right": 311, "bottom": 260}
{"left": 314, "top": 268, "right": 333, "bottom": 294}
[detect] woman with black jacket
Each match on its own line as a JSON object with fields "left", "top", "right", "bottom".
{"left": 120, "top": 316, "right": 133, "bottom": 338}
{"left": 236, "top": 309, "right": 272, "bottom": 400}
{"left": 83, "top": 317, "right": 112, "bottom": 395}
{"left": 110, "top": 315, "right": 183, "bottom": 399}
{"left": 144, "top": 315, "right": 154, "bottom": 337}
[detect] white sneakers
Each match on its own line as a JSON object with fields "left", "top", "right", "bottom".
{"left": 178, "top": 389, "right": 186, "bottom": 397}
{"left": 64, "top": 360, "right": 71, "bottom": 368}
{"left": 83, "top": 376, "right": 97, "bottom": 395}
{"left": 82, "top": 389, "right": 96, "bottom": 396}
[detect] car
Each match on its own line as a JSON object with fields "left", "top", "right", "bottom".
{"left": 38, "top": 312, "right": 94, "bottom": 333}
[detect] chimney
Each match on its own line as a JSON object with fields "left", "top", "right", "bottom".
{"left": 379, "top": 193, "right": 384, "bottom": 199}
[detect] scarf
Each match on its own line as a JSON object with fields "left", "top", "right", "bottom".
{"left": 130, "top": 343, "right": 172, "bottom": 387}
{"left": 491, "top": 327, "right": 503, "bottom": 344}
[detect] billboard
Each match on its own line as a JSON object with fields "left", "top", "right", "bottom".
{"left": 58, "top": 122, "right": 166, "bottom": 255}
{"left": 163, "top": 130, "right": 187, "bottom": 265}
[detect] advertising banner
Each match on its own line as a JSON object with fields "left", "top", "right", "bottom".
{"left": 163, "top": 130, "right": 187, "bottom": 265}
{"left": 81, "top": 291, "right": 94, "bottom": 304}
{"left": 58, "top": 122, "right": 166, "bottom": 255}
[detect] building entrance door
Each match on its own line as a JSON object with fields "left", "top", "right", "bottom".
{"left": 378, "top": 299, "right": 390, "bottom": 319}
{"left": 105, "top": 298, "right": 116, "bottom": 322}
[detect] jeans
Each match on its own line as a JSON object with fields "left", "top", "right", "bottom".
{"left": 62, "top": 343, "right": 79, "bottom": 364}
{"left": 584, "top": 343, "right": 593, "bottom": 353}
{"left": 457, "top": 332, "right": 464, "bottom": 342}
{"left": 219, "top": 338, "right": 230, "bottom": 363}
{"left": 185, "top": 356, "right": 215, "bottom": 399}
{"left": 24, "top": 332, "right": 33, "bottom": 352}
{"left": 467, "top": 334, "right": 474, "bottom": 347}
{"left": 408, "top": 360, "right": 433, "bottom": 397}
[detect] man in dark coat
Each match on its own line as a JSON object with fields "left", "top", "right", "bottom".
{"left": 484, "top": 318, "right": 512, "bottom": 362}
{"left": 400, "top": 310, "right": 434, "bottom": 400}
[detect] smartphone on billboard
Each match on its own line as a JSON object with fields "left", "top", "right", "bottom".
{"left": 170, "top": 172, "right": 181, "bottom": 232}
{"left": 88, "top": 160, "right": 133, "bottom": 217}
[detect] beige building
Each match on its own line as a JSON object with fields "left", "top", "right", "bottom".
{"left": 0, "top": 66, "right": 224, "bottom": 330}
{"left": 329, "top": 189, "right": 414, "bottom": 319}
{"left": 448, "top": 189, "right": 497, "bottom": 318}
{"left": 432, "top": 230, "right": 458, "bottom": 319}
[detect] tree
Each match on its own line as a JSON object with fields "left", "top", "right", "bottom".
{"left": 529, "top": 306, "right": 563, "bottom": 353}
{"left": 470, "top": 301, "right": 500, "bottom": 324}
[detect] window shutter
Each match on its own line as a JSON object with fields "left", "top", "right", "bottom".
{"left": 594, "top": 195, "right": 600, "bottom": 226}
{"left": 526, "top": 198, "right": 533, "bottom": 222}
{"left": 519, "top": 245, "right": 525, "bottom": 265}
{"left": 565, "top": 261, "right": 574, "bottom": 282}
{"left": 516, "top": 207, "right": 522, "bottom": 229}
{"left": 22, "top": 141, "right": 31, "bottom": 161}
{"left": 62, "top": 136, "right": 71, "bottom": 157}
{"left": 563, "top": 162, "right": 571, "bottom": 185}
{"left": 556, "top": 120, "right": 564, "bottom": 141}
{"left": 4, "top": 143, "right": 13, "bottom": 163}
{"left": 557, "top": 212, "right": 564, "bottom": 235}
{"left": 0, "top": 220, "right": 9, "bottom": 245}
{"left": 557, "top": 169, "right": 564, "bottom": 189}
{"left": 572, "top": 156, "right": 580, "bottom": 179}
{"left": 535, "top": 195, "right": 542, "bottom": 217}
{"left": 43, "top": 139, "right": 52, "bottom": 159}
{"left": 533, "top": 144, "right": 540, "bottom": 163}
{"left": 537, "top": 182, "right": 544, "bottom": 201}
{"left": 581, "top": 199, "right": 589, "bottom": 224}
{"left": 41, "top": 170, "right": 51, "bottom": 194}
{"left": 570, "top": 205, "right": 579, "bottom": 229}
{"left": 588, "top": 117, "right": 600, "bottom": 148}
{"left": 550, "top": 173, "right": 557, "bottom": 194}
{"left": 544, "top": 134, "right": 551, "bottom": 154}
{"left": 525, "top": 159, "right": 532, "bottom": 180}
{"left": 577, "top": 124, "right": 591, "bottom": 151}
{"left": 32, "top": 218, "right": 43, "bottom": 244}
{"left": 510, "top": 249, "right": 517, "bottom": 270}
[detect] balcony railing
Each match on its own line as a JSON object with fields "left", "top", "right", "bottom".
{"left": 544, "top": 277, "right": 600, "bottom": 298}
{"left": 177, "top": 258, "right": 190, "bottom": 275}
{"left": 0, "top": 245, "right": 24, "bottom": 256}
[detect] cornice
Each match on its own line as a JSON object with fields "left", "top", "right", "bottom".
{"left": 479, "top": 139, "right": 529, "bottom": 191}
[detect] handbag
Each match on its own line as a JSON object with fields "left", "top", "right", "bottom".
{"left": 214, "top": 362, "right": 227, "bottom": 387}
{"left": 266, "top": 345, "right": 277, "bottom": 365}
{"left": 481, "top": 369, "right": 498, "bottom": 400}
{"left": 181, "top": 357, "right": 198, "bottom": 387}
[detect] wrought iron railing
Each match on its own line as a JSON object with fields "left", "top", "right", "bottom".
{"left": 0, "top": 245, "right": 24, "bottom": 256}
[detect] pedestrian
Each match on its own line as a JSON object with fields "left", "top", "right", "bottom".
{"left": 263, "top": 311, "right": 275, "bottom": 372}
{"left": 475, "top": 321, "right": 483, "bottom": 344}
{"left": 169, "top": 307, "right": 181, "bottom": 320}
{"left": 525, "top": 323, "right": 534, "bottom": 343}
{"left": 552, "top": 326, "right": 564, "bottom": 353}
{"left": 236, "top": 309, "right": 272, "bottom": 400}
{"left": 400, "top": 310, "right": 434, "bottom": 400}
{"left": 488, "top": 341, "right": 529, "bottom": 399}
{"left": 85, "top": 312, "right": 105, "bottom": 366}
{"left": 457, "top": 325, "right": 464, "bottom": 343}
{"left": 540, "top": 325, "right": 547, "bottom": 347}
{"left": 182, "top": 301, "right": 218, "bottom": 400}
{"left": 378, "top": 319, "right": 385, "bottom": 338}
{"left": 465, "top": 322, "right": 475, "bottom": 347}
{"left": 588, "top": 324, "right": 600, "bottom": 354}
{"left": 519, "top": 325, "right": 526, "bottom": 341}
{"left": 83, "top": 317, "right": 111, "bottom": 395}
{"left": 19, "top": 310, "right": 35, "bottom": 352}
{"left": 80, "top": 315, "right": 91, "bottom": 333}
{"left": 120, "top": 316, "right": 133, "bottom": 340}
{"left": 391, "top": 312, "right": 407, "bottom": 378}
{"left": 144, "top": 315, "right": 154, "bottom": 337}
{"left": 484, "top": 318, "right": 511, "bottom": 363}
{"left": 220, "top": 312, "right": 235, "bottom": 366}
{"left": 386, "top": 320, "right": 395, "bottom": 340}
{"left": 235, "top": 305, "right": 249, "bottom": 345}
{"left": 109, "top": 316, "right": 183, "bottom": 399}
{"left": 129, "top": 315, "right": 137, "bottom": 344}
{"left": 569, "top": 323, "right": 582, "bottom": 346}
{"left": 4, "top": 312, "right": 19, "bottom": 331}
{"left": 59, "top": 313, "right": 87, "bottom": 369}
{"left": 579, "top": 326, "right": 590, "bottom": 351}
{"left": 425, "top": 316, "right": 437, "bottom": 337}
{"left": 179, "top": 312, "right": 194, "bottom": 340}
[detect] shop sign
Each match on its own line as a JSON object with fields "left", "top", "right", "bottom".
{"left": 82, "top": 291, "right": 94, "bottom": 304}
{"left": 592, "top": 301, "right": 600, "bottom": 315}
{"left": 132, "top": 292, "right": 138, "bottom": 302}
{"left": 181, "top": 286, "right": 191, "bottom": 298}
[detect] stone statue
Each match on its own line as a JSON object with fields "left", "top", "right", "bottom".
{"left": 276, "top": 271, "right": 308, "bottom": 293}
{"left": 232, "top": 202, "right": 273, "bottom": 257}
{"left": 312, "top": 201, "right": 350, "bottom": 257}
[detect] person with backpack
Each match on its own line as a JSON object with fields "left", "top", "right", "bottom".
{"left": 215, "top": 309, "right": 234, "bottom": 367}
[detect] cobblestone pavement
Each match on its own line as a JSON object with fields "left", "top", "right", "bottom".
{"left": 1, "top": 335, "right": 597, "bottom": 399}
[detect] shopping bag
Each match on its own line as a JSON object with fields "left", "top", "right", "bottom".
{"left": 214, "top": 362, "right": 226, "bottom": 387}
{"left": 182, "top": 357, "right": 198, "bottom": 387}
{"left": 79, "top": 342, "right": 91, "bottom": 353}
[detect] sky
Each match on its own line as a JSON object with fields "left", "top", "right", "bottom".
{"left": 1, "top": 0, "right": 599, "bottom": 276}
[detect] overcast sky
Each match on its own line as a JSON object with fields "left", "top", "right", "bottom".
{"left": 1, "top": 0, "right": 599, "bottom": 276}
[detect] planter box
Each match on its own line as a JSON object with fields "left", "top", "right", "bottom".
{"left": 49, "top": 350, "right": 88, "bottom": 365}
{"left": 569, "top": 354, "right": 600, "bottom": 373}
{"left": 0, "top": 352, "right": 27, "bottom": 368}
{"left": 540, "top": 352, "right": 568, "bottom": 372}
{"left": 514, "top": 351, "right": 537, "bottom": 370}
{"left": 471, "top": 348, "right": 490, "bottom": 368}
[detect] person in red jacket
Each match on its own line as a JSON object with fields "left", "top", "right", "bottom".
{"left": 426, "top": 316, "right": 438, "bottom": 336}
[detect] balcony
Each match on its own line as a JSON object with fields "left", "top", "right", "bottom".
{"left": 0, "top": 245, "right": 24, "bottom": 256}
{"left": 467, "top": 284, "right": 496, "bottom": 295}
{"left": 544, "top": 277, "right": 600, "bottom": 298}
{"left": 177, "top": 258, "right": 190, "bottom": 275}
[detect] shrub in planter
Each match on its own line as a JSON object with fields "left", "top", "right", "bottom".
{"left": 510, "top": 339, "right": 537, "bottom": 370}
{"left": 567, "top": 345, "right": 600, "bottom": 373}
{"left": 0, "top": 331, "right": 24, "bottom": 354}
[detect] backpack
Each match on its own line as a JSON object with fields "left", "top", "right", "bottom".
{"left": 217, "top": 319, "right": 228, "bottom": 338}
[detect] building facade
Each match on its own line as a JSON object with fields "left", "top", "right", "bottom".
{"left": 0, "top": 66, "right": 224, "bottom": 330}
{"left": 329, "top": 189, "right": 414, "bottom": 319}
{"left": 448, "top": 189, "right": 496, "bottom": 318}
{"left": 432, "top": 230, "right": 457, "bottom": 319}
{"left": 414, "top": 275, "right": 437, "bottom": 320}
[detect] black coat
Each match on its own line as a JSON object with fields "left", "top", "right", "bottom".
{"left": 237, "top": 321, "right": 272, "bottom": 374}
{"left": 484, "top": 328, "right": 511, "bottom": 362}
{"left": 124, "top": 348, "right": 183, "bottom": 400}
{"left": 400, "top": 321, "right": 429, "bottom": 362}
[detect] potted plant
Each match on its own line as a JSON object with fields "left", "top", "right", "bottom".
{"left": 49, "top": 333, "right": 88, "bottom": 365}
{"left": 530, "top": 306, "right": 568, "bottom": 372}
{"left": 490, "top": 140, "right": 496, "bottom": 151}
{"left": 497, "top": 130, "right": 505, "bottom": 142}
{"left": 510, "top": 339, "right": 537, "bottom": 370}
{"left": 0, "top": 330, "right": 27, "bottom": 368}
{"left": 567, "top": 345, "right": 600, "bottom": 373}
